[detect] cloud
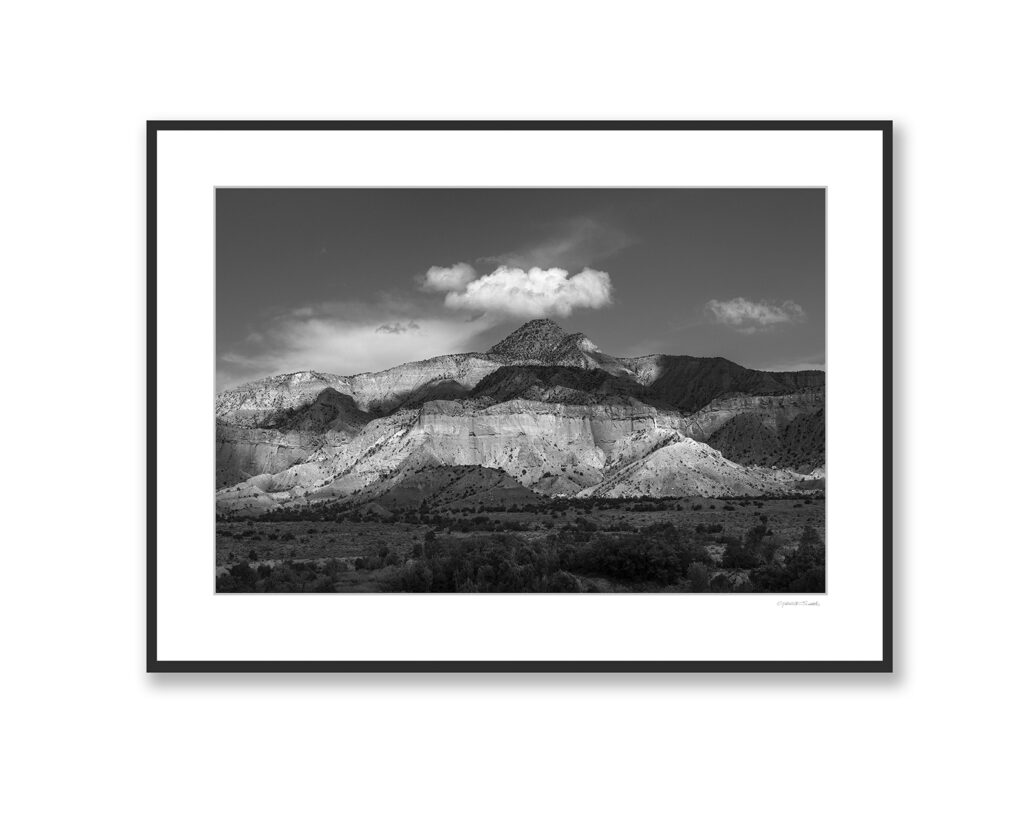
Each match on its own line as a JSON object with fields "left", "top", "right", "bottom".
{"left": 218, "top": 305, "right": 495, "bottom": 391}
{"left": 430, "top": 265, "right": 613, "bottom": 318}
{"left": 218, "top": 230, "right": 622, "bottom": 390}
{"left": 421, "top": 262, "right": 476, "bottom": 292}
{"left": 705, "top": 297, "right": 807, "bottom": 334}
{"left": 487, "top": 216, "right": 634, "bottom": 271}
{"left": 375, "top": 320, "right": 420, "bottom": 334}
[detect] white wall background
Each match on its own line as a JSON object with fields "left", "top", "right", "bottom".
{"left": 2, "top": 2, "right": 1021, "bottom": 828}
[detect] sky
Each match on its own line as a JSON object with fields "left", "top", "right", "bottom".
{"left": 216, "top": 188, "right": 825, "bottom": 391}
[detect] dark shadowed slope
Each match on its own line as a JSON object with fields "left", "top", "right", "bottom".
{"left": 469, "top": 365, "right": 654, "bottom": 406}
{"left": 704, "top": 408, "right": 825, "bottom": 472}
{"left": 375, "top": 465, "right": 543, "bottom": 510}
{"left": 621, "top": 354, "right": 824, "bottom": 414}
{"left": 263, "top": 388, "right": 373, "bottom": 435}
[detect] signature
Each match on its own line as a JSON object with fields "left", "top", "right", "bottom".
{"left": 777, "top": 600, "right": 821, "bottom": 608}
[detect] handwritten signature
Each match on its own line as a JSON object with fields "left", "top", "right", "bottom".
{"left": 777, "top": 600, "right": 821, "bottom": 608}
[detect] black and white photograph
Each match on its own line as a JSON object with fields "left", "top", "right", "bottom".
{"left": 153, "top": 122, "right": 889, "bottom": 668}
{"left": 215, "top": 187, "right": 826, "bottom": 594}
{"left": 14, "top": 2, "right": 1024, "bottom": 827}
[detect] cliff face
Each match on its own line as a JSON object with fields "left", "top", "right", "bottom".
{"left": 216, "top": 394, "right": 819, "bottom": 514}
{"left": 215, "top": 424, "right": 321, "bottom": 488}
{"left": 214, "top": 319, "right": 826, "bottom": 513}
{"left": 413, "top": 399, "right": 685, "bottom": 487}
{"left": 215, "top": 388, "right": 374, "bottom": 486}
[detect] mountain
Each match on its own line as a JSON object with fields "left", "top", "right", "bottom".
{"left": 488, "top": 318, "right": 633, "bottom": 375}
{"left": 486, "top": 318, "right": 574, "bottom": 361}
{"left": 215, "top": 319, "right": 825, "bottom": 513}
{"left": 216, "top": 319, "right": 824, "bottom": 423}
{"left": 216, "top": 388, "right": 373, "bottom": 487}
{"left": 621, "top": 354, "right": 824, "bottom": 413}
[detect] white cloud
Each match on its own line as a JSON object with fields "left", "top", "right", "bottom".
{"left": 705, "top": 297, "right": 807, "bottom": 334}
{"left": 438, "top": 265, "right": 613, "bottom": 318}
{"left": 218, "top": 257, "right": 616, "bottom": 391}
{"left": 421, "top": 262, "right": 476, "bottom": 292}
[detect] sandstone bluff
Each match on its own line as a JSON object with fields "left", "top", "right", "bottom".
{"left": 216, "top": 319, "right": 825, "bottom": 515}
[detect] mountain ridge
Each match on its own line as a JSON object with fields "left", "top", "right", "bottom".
{"left": 215, "top": 319, "right": 826, "bottom": 507}
{"left": 218, "top": 319, "right": 823, "bottom": 422}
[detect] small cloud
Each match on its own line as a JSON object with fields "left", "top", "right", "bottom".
{"left": 421, "top": 262, "right": 476, "bottom": 292}
{"left": 705, "top": 297, "right": 807, "bottom": 334}
{"left": 375, "top": 320, "right": 421, "bottom": 335}
{"left": 437, "top": 265, "right": 613, "bottom": 318}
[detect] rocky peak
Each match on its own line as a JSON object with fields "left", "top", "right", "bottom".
{"left": 487, "top": 318, "right": 572, "bottom": 360}
{"left": 483, "top": 318, "right": 633, "bottom": 376}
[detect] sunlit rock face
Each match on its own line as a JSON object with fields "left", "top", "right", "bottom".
{"left": 579, "top": 436, "right": 819, "bottom": 500}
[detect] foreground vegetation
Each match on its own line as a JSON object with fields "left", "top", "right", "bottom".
{"left": 216, "top": 496, "right": 825, "bottom": 593}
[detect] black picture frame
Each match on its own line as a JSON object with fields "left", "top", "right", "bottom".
{"left": 148, "top": 120, "right": 892, "bottom": 673}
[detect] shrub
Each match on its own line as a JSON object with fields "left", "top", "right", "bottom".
{"left": 564, "top": 534, "right": 688, "bottom": 584}
{"left": 687, "top": 562, "right": 709, "bottom": 592}
{"left": 545, "top": 570, "right": 583, "bottom": 593}
{"left": 722, "top": 538, "right": 760, "bottom": 569}
{"left": 750, "top": 525, "right": 825, "bottom": 593}
{"left": 709, "top": 573, "right": 733, "bottom": 593}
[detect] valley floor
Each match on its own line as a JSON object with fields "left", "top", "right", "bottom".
{"left": 216, "top": 495, "right": 825, "bottom": 593}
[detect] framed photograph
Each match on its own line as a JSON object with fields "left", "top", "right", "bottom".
{"left": 149, "top": 121, "right": 892, "bottom": 671}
